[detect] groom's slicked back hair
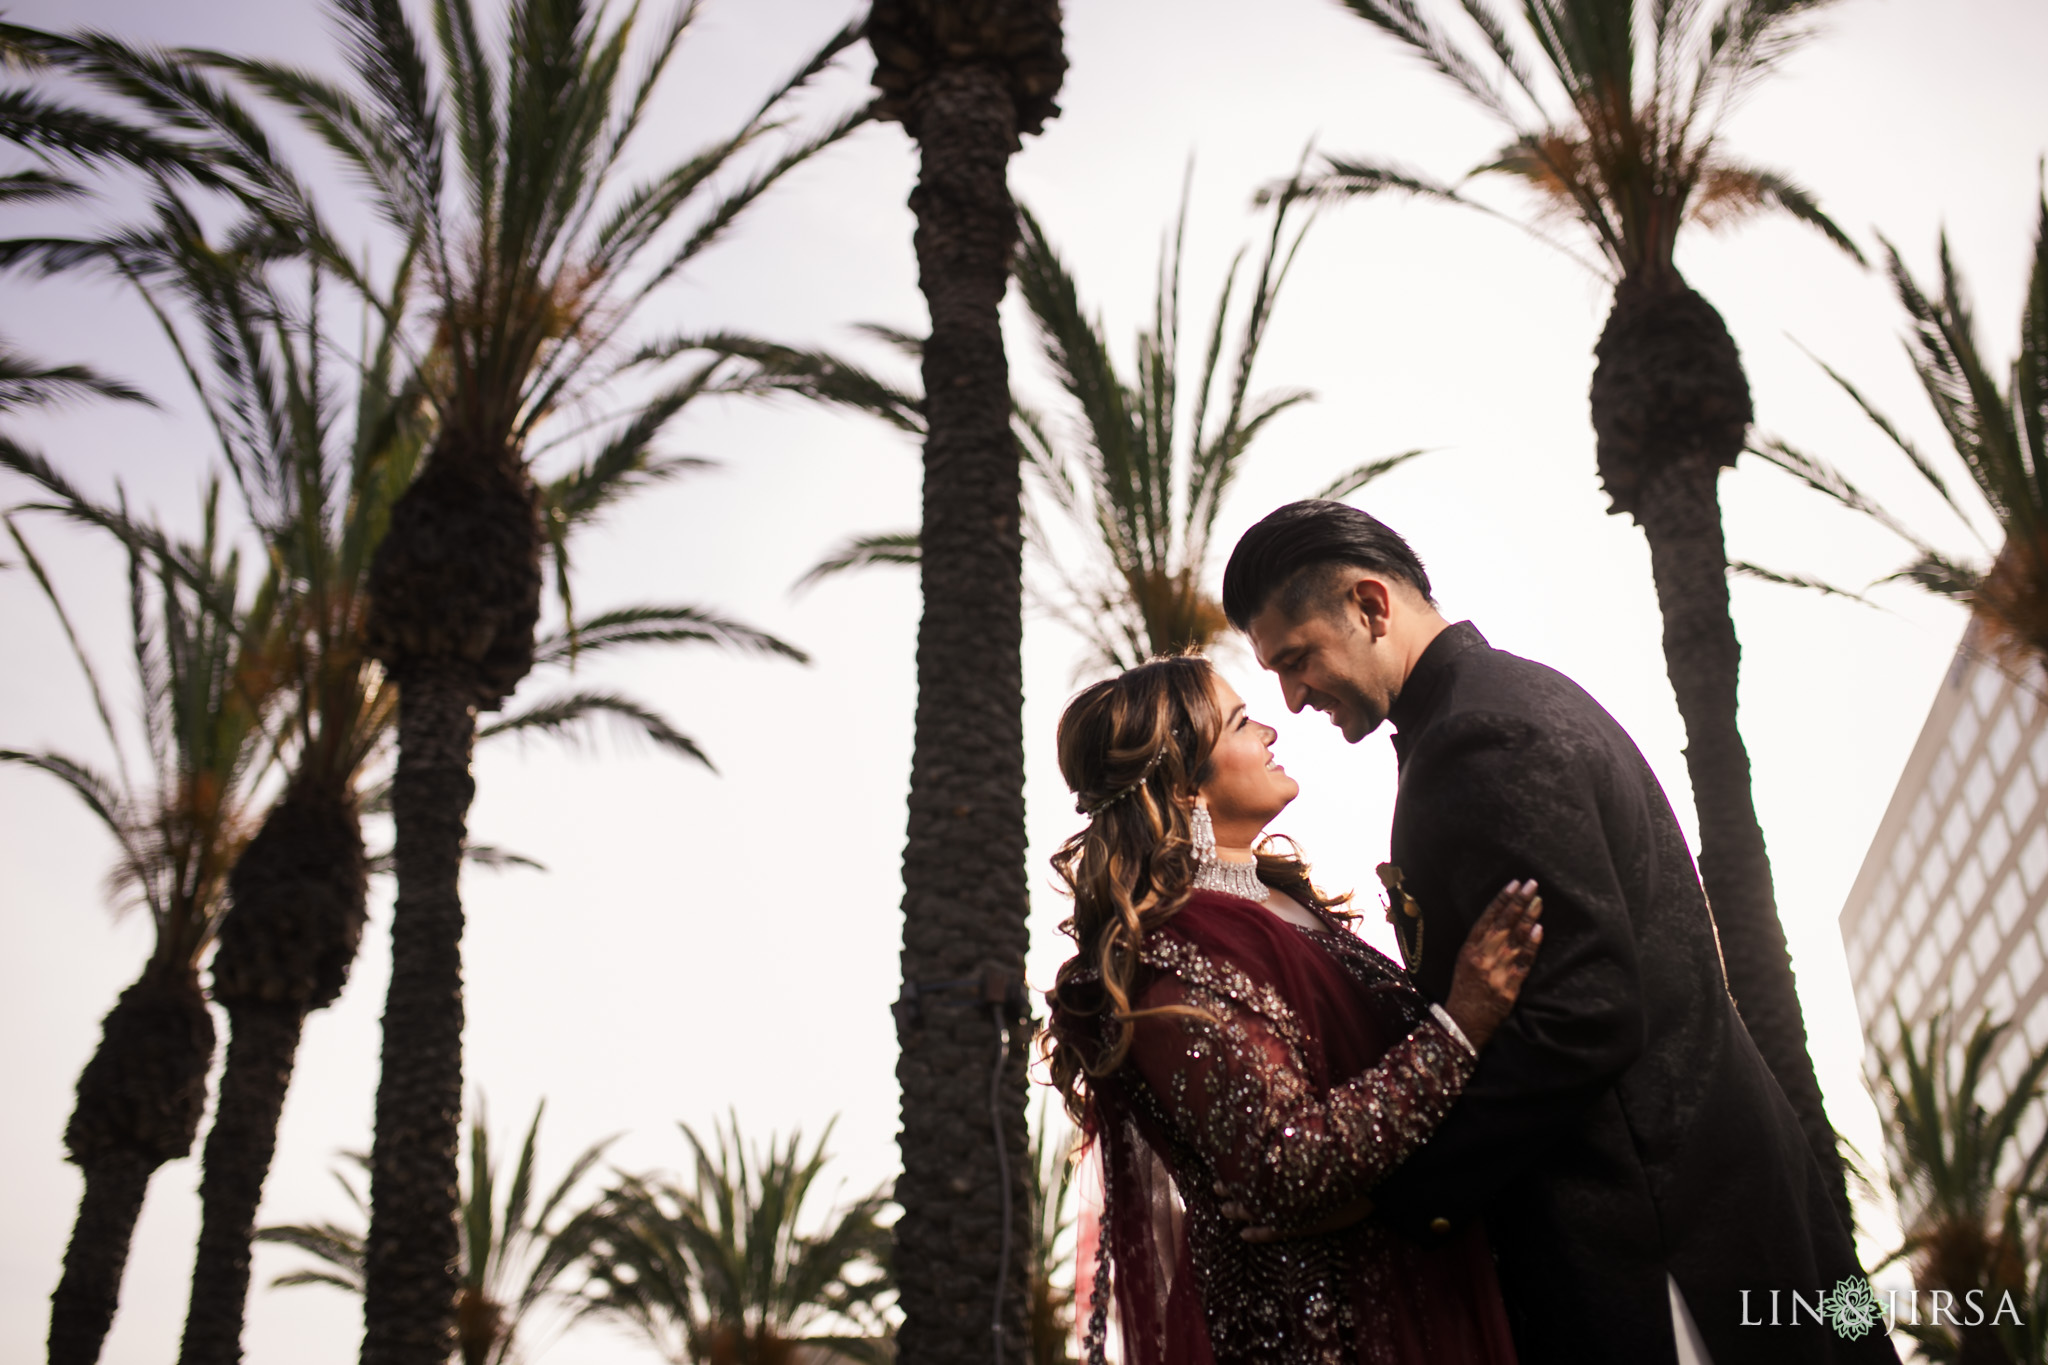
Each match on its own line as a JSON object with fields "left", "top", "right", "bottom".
{"left": 1222, "top": 500, "right": 1434, "bottom": 630}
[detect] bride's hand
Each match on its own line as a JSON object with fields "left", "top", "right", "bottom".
{"left": 1443, "top": 880, "right": 1543, "bottom": 1049}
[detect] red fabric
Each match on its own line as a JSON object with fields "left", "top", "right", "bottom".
{"left": 1063, "top": 891, "right": 1518, "bottom": 1365}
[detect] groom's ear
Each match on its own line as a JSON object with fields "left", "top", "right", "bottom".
{"left": 1347, "top": 575, "right": 1395, "bottom": 638}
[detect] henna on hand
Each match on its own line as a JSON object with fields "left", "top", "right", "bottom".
{"left": 1443, "top": 880, "right": 1543, "bottom": 1049}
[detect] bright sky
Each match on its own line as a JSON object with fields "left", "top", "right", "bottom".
{"left": 3, "top": 0, "right": 2046, "bottom": 1361}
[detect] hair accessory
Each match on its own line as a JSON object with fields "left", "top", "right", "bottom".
{"left": 1077, "top": 743, "right": 1169, "bottom": 815}
{"left": 1191, "top": 803, "right": 1266, "bottom": 901}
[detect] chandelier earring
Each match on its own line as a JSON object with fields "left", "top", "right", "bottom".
{"left": 1190, "top": 800, "right": 1265, "bottom": 901}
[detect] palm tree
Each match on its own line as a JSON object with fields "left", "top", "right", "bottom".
{"left": 791, "top": 182, "right": 1420, "bottom": 673}
{"left": 1749, "top": 187, "right": 2048, "bottom": 673}
{"left": 167, "top": 5, "right": 867, "bottom": 1356}
{"left": 2, "top": 82, "right": 258, "bottom": 1360}
{"left": 1, "top": 480, "right": 282, "bottom": 1365}
{"left": 864, "top": 5, "right": 1064, "bottom": 1362}
{"left": 1873, "top": 1011, "right": 2048, "bottom": 1365}
{"left": 156, "top": 222, "right": 420, "bottom": 1365}
{"left": 1310, "top": 0, "right": 1865, "bottom": 1216}
{"left": 578, "top": 1116, "right": 896, "bottom": 1365}
{"left": 259, "top": 1100, "right": 617, "bottom": 1365}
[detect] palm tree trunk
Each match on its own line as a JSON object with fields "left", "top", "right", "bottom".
{"left": 50, "top": 971, "right": 215, "bottom": 1365}
{"left": 179, "top": 1003, "right": 305, "bottom": 1365}
{"left": 1632, "top": 460, "right": 1849, "bottom": 1228}
{"left": 894, "top": 64, "right": 1033, "bottom": 1365}
{"left": 182, "top": 781, "right": 368, "bottom": 1365}
{"left": 50, "top": 1155, "right": 156, "bottom": 1365}
{"left": 362, "top": 674, "right": 475, "bottom": 1365}
{"left": 1591, "top": 270, "right": 1851, "bottom": 1231}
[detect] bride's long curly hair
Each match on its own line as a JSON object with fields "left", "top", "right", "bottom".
{"left": 1042, "top": 654, "right": 1349, "bottom": 1126}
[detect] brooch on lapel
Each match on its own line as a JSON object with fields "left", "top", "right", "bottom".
{"left": 1376, "top": 863, "right": 1425, "bottom": 974}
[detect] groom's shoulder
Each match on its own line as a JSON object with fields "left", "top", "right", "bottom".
{"left": 1407, "top": 638, "right": 1633, "bottom": 777}
{"left": 1445, "top": 635, "right": 1605, "bottom": 725}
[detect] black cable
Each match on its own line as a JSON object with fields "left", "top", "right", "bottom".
{"left": 988, "top": 1001, "right": 1013, "bottom": 1365}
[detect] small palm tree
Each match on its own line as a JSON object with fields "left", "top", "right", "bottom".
{"left": 259, "top": 1099, "right": 617, "bottom": 1365}
{"left": 1874, "top": 1011, "right": 2048, "bottom": 1365}
{"left": 2, "top": 482, "right": 283, "bottom": 1365}
{"left": 1751, "top": 186, "right": 2048, "bottom": 673}
{"left": 793, "top": 184, "right": 1419, "bottom": 675}
{"left": 578, "top": 1116, "right": 896, "bottom": 1365}
{"left": 1311, "top": 0, "right": 1865, "bottom": 1219}
{"left": 1024, "top": 1100, "right": 1080, "bottom": 1365}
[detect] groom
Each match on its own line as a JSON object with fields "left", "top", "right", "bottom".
{"left": 1221, "top": 500, "right": 1897, "bottom": 1365}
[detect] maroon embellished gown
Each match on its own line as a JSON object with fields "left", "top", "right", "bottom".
{"left": 1056, "top": 888, "right": 1517, "bottom": 1365}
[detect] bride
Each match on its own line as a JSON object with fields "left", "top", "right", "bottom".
{"left": 1042, "top": 654, "right": 1541, "bottom": 1365}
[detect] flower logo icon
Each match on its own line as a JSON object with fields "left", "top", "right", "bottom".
{"left": 1821, "top": 1276, "right": 1883, "bottom": 1340}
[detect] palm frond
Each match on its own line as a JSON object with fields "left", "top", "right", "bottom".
{"left": 1726, "top": 559, "right": 1877, "bottom": 606}
{"left": 1881, "top": 552, "right": 1983, "bottom": 603}
{"left": 1311, "top": 448, "right": 1431, "bottom": 502}
{"left": 530, "top": 604, "right": 808, "bottom": 668}
{"left": 0, "top": 749, "right": 133, "bottom": 848}
{"left": 476, "top": 689, "right": 712, "bottom": 769}
{"left": 1762, "top": 200, "right": 2048, "bottom": 645}
{"left": 253, "top": 1221, "right": 367, "bottom": 1293}
{"left": 537, "top": 363, "right": 719, "bottom": 634}
{"left": 1333, "top": 1, "right": 1520, "bottom": 121}
{"left": 0, "top": 343, "right": 152, "bottom": 410}
{"left": 1319, "top": 0, "right": 1856, "bottom": 288}
{"left": 1746, "top": 436, "right": 1954, "bottom": 559}
{"left": 3, "top": 24, "right": 338, "bottom": 250}
{"left": 1280, "top": 154, "right": 1471, "bottom": 210}
{"left": 0, "top": 78, "right": 233, "bottom": 188}
{"left": 793, "top": 530, "right": 921, "bottom": 592}
{"left": 198, "top": 52, "right": 433, "bottom": 252}
{"left": 853, "top": 322, "right": 924, "bottom": 361}
{"left": 1789, "top": 336, "right": 1983, "bottom": 540}
{"left": 632, "top": 332, "right": 925, "bottom": 434}
{"left": 1691, "top": 162, "right": 1865, "bottom": 264}
{"left": 461, "top": 843, "right": 547, "bottom": 874}
{"left": 429, "top": 0, "right": 499, "bottom": 229}
{"left": 0, "top": 168, "right": 87, "bottom": 204}
{"left": 1292, "top": 151, "right": 1610, "bottom": 275}
{"left": 332, "top": 0, "right": 445, "bottom": 246}
{"left": 2, "top": 513, "right": 129, "bottom": 769}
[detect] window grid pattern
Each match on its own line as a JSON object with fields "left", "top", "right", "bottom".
{"left": 1841, "top": 648, "right": 2048, "bottom": 1125}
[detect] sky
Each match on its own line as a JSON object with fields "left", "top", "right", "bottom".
{"left": 2, "top": 0, "right": 2046, "bottom": 1361}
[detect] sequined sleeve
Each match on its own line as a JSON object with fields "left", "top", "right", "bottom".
{"left": 1126, "top": 940, "right": 1477, "bottom": 1230}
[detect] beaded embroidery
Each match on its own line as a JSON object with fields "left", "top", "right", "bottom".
{"left": 1079, "top": 916, "right": 1479, "bottom": 1365}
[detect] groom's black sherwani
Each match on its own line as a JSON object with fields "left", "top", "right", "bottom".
{"left": 1368, "top": 624, "right": 1895, "bottom": 1365}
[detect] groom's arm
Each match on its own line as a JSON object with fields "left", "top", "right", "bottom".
{"left": 1369, "top": 709, "right": 1648, "bottom": 1242}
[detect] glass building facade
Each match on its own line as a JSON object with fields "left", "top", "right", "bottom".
{"left": 1839, "top": 629, "right": 2048, "bottom": 1155}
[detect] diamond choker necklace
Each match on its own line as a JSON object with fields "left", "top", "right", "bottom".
{"left": 1194, "top": 856, "right": 1267, "bottom": 902}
